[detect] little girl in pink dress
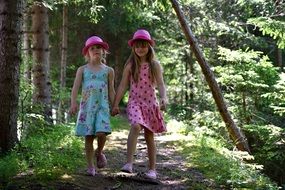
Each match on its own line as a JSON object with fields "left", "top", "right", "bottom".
{"left": 112, "top": 29, "right": 167, "bottom": 180}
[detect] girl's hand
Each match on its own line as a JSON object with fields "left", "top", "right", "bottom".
{"left": 111, "top": 106, "right": 120, "bottom": 116}
{"left": 160, "top": 98, "right": 168, "bottom": 111}
{"left": 69, "top": 103, "right": 78, "bottom": 115}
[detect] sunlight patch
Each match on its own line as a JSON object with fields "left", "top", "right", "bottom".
{"left": 61, "top": 173, "right": 72, "bottom": 179}
{"left": 166, "top": 119, "right": 187, "bottom": 133}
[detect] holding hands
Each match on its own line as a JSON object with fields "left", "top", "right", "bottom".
{"left": 111, "top": 106, "right": 120, "bottom": 116}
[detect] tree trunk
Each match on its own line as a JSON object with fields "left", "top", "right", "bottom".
{"left": 185, "top": 50, "right": 189, "bottom": 105}
{"left": 189, "top": 51, "right": 194, "bottom": 101}
{"left": 274, "top": 0, "right": 283, "bottom": 72}
{"left": 0, "top": 0, "right": 22, "bottom": 153}
{"left": 58, "top": 5, "right": 68, "bottom": 123}
{"left": 185, "top": 50, "right": 195, "bottom": 104}
{"left": 31, "top": 1, "right": 52, "bottom": 122}
{"left": 23, "top": 2, "right": 32, "bottom": 83}
{"left": 277, "top": 48, "right": 283, "bottom": 72}
{"left": 170, "top": 0, "right": 250, "bottom": 152}
{"left": 114, "top": 49, "right": 122, "bottom": 89}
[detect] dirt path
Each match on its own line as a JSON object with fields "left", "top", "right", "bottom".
{"left": 6, "top": 129, "right": 217, "bottom": 190}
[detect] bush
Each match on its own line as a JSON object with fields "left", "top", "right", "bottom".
{"left": 243, "top": 124, "right": 285, "bottom": 186}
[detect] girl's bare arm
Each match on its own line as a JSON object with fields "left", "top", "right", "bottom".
{"left": 111, "top": 63, "right": 131, "bottom": 114}
{"left": 108, "top": 67, "right": 116, "bottom": 106}
{"left": 154, "top": 62, "right": 168, "bottom": 110}
{"left": 70, "top": 66, "right": 84, "bottom": 114}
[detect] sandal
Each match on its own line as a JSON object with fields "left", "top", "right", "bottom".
{"left": 145, "top": 170, "right": 157, "bottom": 179}
{"left": 95, "top": 150, "right": 107, "bottom": 168}
{"left": 87, "top": 167, "right": 96, "bottom": 176}
{"left": 121, "top": 163, "right": 133, "bottom": 173}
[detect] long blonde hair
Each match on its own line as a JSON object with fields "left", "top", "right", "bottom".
{"left": 126, "top": 40, "right": 158, "bottom": 83}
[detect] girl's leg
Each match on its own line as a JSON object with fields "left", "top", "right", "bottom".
{"left": 96, "top": 132, "right": 106, "bottom": 154}
{"left": 95, "top": 132, "right": 107, "bottom": 168}
{"left": 85, "top": 135, "right": 95, "bottom": 168}
{"left": 144, "top": 128, "right": 156, "bottom": 170}
{"left": 126, "top": 124, "right": 141, "bottom": 164}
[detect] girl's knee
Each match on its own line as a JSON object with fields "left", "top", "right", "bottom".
{"left": 144, "top": 128, "right": 154, "bottom": 136}
{"left": 96, "top": 132, "right": 106, "bottom": 138}
{"left": 85, "top": 135, "right": 95, "bottom": 142}
{"left": 131, "top": 124, "right": 142, "bottom": 132}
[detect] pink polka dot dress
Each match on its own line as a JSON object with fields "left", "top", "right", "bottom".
{"left": 127, "top": 62, "right": 167, "bottom": 133}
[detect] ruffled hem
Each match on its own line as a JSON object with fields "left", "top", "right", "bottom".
{"left": 127, "top": 103, "right": 167, "bottom": 133}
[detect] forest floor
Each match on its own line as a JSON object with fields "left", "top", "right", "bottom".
{"left": 6, "top": 124, "right": 220, "bottom": 190}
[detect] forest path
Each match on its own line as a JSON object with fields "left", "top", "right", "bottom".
{"left": 7, "top": 124, "right": 218, "bottom": 190}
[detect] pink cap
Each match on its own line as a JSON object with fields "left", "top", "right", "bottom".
{"left": 82, "top": 36, "right": 109, "bottom": 55}
{"left": 128, "top": 29, "right": 155, "bottom": 47}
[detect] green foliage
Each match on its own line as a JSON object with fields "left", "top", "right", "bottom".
{"left": 181, "top": 0, "right": 273, "bottom": 50}
{"left": 168, "top": 103, "right": 192, "bottom": 122}
{"left": 263, "top": 73, "right": 285, "bottom": 116}
{"left": 19, "top": 56, "right": 53, "bottom": 137}
{"left": 0, "top": 153, "right": 19, "bottom": 187}
{"left": 0, "top": 116, "right": 128, "bottom": 186}
{"left": 248, "top": 17, "right": 285, "bottom": 49}
{"left": 217, "top": 47, "right": 279, "bottom": 89}
{"left": 187, "top": 110, "right": 230, "bottom": 145}
{"left": 110, "top": 115, "right": 130, "bottom": 131}
{"left": 0, "top": 124, "right": 85, "bottom": 183}
{"left": 215, "top": 47, "right": 279, "bottom": 123}
{"left": 243, "top": 124, "right": 285, "bottom": 185}
{"left": 171, "top": 119, "right": 279, "bottom": 189}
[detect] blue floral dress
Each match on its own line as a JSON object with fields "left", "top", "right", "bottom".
{"left": 75, "top": 65, "right": 111, "bottom": 136}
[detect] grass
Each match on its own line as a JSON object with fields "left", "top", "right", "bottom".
{"left": 1, "top": 124, "right": 85, "bottom": 182}
{"left": 0, "top": 115, "right": 129, "bottom": 188}
{"left": 166, "top": 119, "right": 279, "bottom": 190}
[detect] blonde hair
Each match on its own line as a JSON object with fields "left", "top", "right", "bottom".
{"left": 126, "top": 40, "right": 158, "bottom": 83}
{"left": 84, "top": 48, "right": 108, "bottom": 63}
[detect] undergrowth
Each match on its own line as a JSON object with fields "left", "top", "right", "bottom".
{"left": 0, "top": 116, "right": 128, "bottom": 188}
{"left": 167, "top": 119, "right": 279, "bottom": 190}
{"left": 0, "top": 116, "right": 280, "bottom": 189}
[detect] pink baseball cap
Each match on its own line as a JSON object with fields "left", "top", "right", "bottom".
{"left": 128, "top": 29, "right": 155, "bottom": 47}
{"left": 82, "top": 36, "right": 109, "bottom": 55}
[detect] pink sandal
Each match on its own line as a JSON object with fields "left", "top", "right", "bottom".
{"left": 95, "top": 150, "right": 107, "bottom": 168}
{"left": 87, "top": 167, "right": 96, "bottom": 176}
{"left": 121, "top": 163, "right": 133, "bottom": 173}
{"left": 145, "top": 170, "right": 157, "bottom": 179}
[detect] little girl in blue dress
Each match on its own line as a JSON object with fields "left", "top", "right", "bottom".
{"left": 70, "top": 36, "right": 115, "bottom": 176}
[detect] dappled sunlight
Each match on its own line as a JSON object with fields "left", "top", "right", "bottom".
{"left": 156, "top": 133, "right": 193, "bottom": 142}
{"left": 105, "top": 129, "right": 129, "bottom": 150}
{"left": 61, "top": 173, "right": 72, "bottom": 179}
{"left": 166, "top": 119, "right": 187, "bottom": 133}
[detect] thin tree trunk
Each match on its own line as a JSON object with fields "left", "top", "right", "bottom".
{"left": 185, "top": 50, "right": 195, "bottom": 104}
{"left": 189, "top": 51, "right": 194, "bottom": 101}
{"left": 0, "top": 0, "right": 23, "bottom": 153}
{"left": 274, "top": 0, "right": 283, "bottom": 72}
{"left": 185, "top": 50, "right": 189, "bottom": 104}
{"left": 277, "top": 48, "right": 283, "bottom": 72}
{"left": 58, "top": 5, "right": 68, "bottom": 123}
{"left": 170, "top": 0, "right": 250, "bottom": 152}
{"left": 114, "top": 49, "right": 122, "bottom": 89}
{"left": 31, "top": 1, "right": 52, "bottom": 122}
{"left": 23, "top": 3, "right": 32, "bottom": 83}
